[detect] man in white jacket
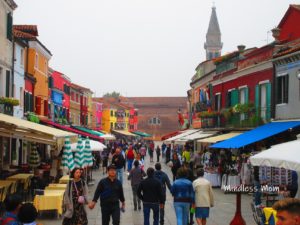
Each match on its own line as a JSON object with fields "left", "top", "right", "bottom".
{"left": 192, "top": 169, "right": 214, "bottom": 225}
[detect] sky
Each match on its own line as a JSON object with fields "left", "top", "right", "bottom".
{"left": 13, "top": 0, "right": 300, "bottom": 97}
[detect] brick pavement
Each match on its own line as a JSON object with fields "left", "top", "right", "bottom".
{"left": 37, "top": 145, "right": 255, "bottom": 225}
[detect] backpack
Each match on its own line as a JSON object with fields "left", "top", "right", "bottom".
{"left": 0, "top": 216, "right": 15, "bottom": 225}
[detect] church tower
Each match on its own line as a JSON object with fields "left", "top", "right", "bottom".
{"left": 204, "top": 5, "right": 223, "bottom": 60}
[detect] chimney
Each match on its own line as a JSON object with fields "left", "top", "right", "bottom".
{"left": 237, "top": 45, "right": 246, "bottom": 52}
{"left": 272, "top": 27, "right": 281, "bottom": 42}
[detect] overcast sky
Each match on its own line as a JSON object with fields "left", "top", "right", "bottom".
{"left": 13, "top": 0, "right": 300, "bottom": 97}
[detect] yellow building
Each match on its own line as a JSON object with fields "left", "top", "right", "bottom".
{"left": 101, "top": 103, "right": 117, "bottom": 133}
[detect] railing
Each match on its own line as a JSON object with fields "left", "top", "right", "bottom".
{"left": 0, "top": 103, "right": 14, "bottom": 116}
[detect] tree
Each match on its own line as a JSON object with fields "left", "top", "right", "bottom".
{"left": 103, "top": 91, "right": 121, "bottom": 98}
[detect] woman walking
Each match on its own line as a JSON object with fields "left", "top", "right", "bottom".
{"left": 63, "top": 168, "right": 89, "bottom": 225}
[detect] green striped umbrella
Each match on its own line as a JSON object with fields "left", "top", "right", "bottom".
{"left": 83, "top": 138, "right": 93, "bottom": 167}
{"left": 62, "top": 136, "right": 75, "bottom": 171}
{"left": 74, "top": 136, "right": 85, "bottom": 168}
{"left": 28, "top": 143, "right": 40, "bottom": 168}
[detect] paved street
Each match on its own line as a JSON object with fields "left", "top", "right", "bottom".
{"left": 37, "top": 149, "right": 255, "bottom": 225}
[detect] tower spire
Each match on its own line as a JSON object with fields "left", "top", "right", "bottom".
{"left": 204, "top": 5, "right": 223, "bottom": 60}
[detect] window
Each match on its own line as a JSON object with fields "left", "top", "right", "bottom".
{"left": 214, "top": 94, "right": 221, "bottom": 111}
{"left": 71, "top": 91, "right": 75, "bottom": 101}
{"left": 276, "top": 74, "right": 289, "bottom": 104}
{"left": 6, "top": 13, "right": 13, "bottom": 41}
{"left": 110, "top": 110, "right": 114, "bottom": 117}
{"left": 76, "top": 94, "right": 79, "bottom": 102}
{"left": 149, "top": 117, "right": 161, "bottom": 125}
{"left": 35, "top": 54, "right": 38, "bottom": 68}
{"left": 20, "top": 49, "right": 24, "bottom": 66}
{"left": 20, "top": 87, "right": 23, "bottom": 107}
{"left": 6, "top": 70, "right": 10, "bottom": 97}
{"left": 226, "top": 91, "right": 232, "bottom": 108}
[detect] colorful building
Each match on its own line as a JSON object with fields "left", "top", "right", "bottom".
{"left": 92, "top": 100, "right": 103, "bottom": 131}
{"left": 70, "top": 83, "right": 82, "bottom": 126}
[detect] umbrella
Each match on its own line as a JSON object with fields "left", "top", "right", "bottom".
{"left": 83, "top": 138, "right": 93, "bottom": 167}
{"left": 71, "top": 140, "right": 106, "bottom": 152}
{"left": 250, "top": 139, "right": 300, "bottom": 198}
{"left": 61, "top": 136, "right": 75, "bottom": 171}
{"left": 74, "top": 136, "right": 85, "bottom": 168}
{"left": 28, "top": 143, "right": 40, "bottom": 168}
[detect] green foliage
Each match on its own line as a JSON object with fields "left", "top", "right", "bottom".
{"left": 197, "top": 111, "right": 220, "bottom": 118}
{"left": 103, "top": 91, "right": 121, "bottom": 98}
{"left": 27, "top": 112, "right": 40, "bottom": 123}
{"left": 232, "top": 103, "right": 255, "bottom": 113}
{"left": 0, "top": 97, "right": 19, "bottom": 106}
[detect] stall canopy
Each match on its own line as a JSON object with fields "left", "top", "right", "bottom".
{"left": 161, "top": 130, "right": 183, "bottom": 141}
{"left": 164, "top": 129, "right": 199, "bottom": 144}
{"left": 72, "top": 126, "right": 104, "bottom": 136}
{"left": 41, "top": 119, "right": 103, "bottom": 142}
{"left": 210, "top": 121, "right": 300, "bottom": 149}
{"left": 198, "top": 132, "right": 242, "bottom": 143}
{"left": 0, "top": 113, "right": 77, "bottom": 145}
{"left": 250, "top": 139, "right": 300, "bottom": 198}
{"left": 131, "top": 130, "right": 152, "bottom": 137}
{"left": 112, "top": 130, "right": 137, "bottom": 137}
{"left": 174, "top": 131, "right": 217, "bottom": 144}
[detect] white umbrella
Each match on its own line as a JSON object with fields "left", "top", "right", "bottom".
{"left": 71, "top": 140, "right": 106, "bottom": 152}
{"left": 62, "top": 137, "right": 75, "bottom": 171}
{"left": 74, "top": 136, "right": 85, "bottom": 168}
{"left": 83, "top": 138, "right": 93, "bottom": 167}
{"left": 250, "top": 139, "right": 300, "bottom": 198}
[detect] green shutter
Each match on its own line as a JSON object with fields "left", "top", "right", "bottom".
{"left": 255, "top": 85, "right": 260, "bottom": 117}
{"left": 6, "top": 71, "right": 10, "bottom": 97}
{"left": 284, "top": 75, "right": 289, "bottom": 103}
{"left": 6, "top": 13, "right": 13, "bottom": 41}
{"left": 266, "top": 83, "right": 271, "bottom": 121}
{"left": 231, "top": 89, "right": 239, "bottom": 106}
{"left": 244, "top": 87, "right": 249, "bottom": 104}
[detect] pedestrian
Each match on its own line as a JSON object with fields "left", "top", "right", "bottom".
{"left": 126, "top": 145, "right": 136, "bottom": 172}
{"left": 30, "top": 168, "right": 46, "bottom": 197}
{"left": 137, "top": 167, "right": 164, "bottom": 225}
{"left": 171, "top": 167, "right": 195, "bottom": 225}
{"left": 183, "top": 162, "right": 196, "bottom": 225}
{"left": 89, "top": 164, "right": 125, "bottom": 225}
{"left": 63, "top": 168, "right": 89, "bottom": 225}
{"left": 17, "top": 202, "right": 40, "bottom": 225}
{"left": 193, "top": 150, "right": 203, "bottom": 170}
{"left": 154, "top": 163, "right": 172, "bottom": 225}
{"left": 272, "top": 198, "right": 300, "bottom": 225}
{"left": 165, "top": 145, "right": 171, "bottom": 163}
{"left": 134, "top": 152, "right": 145, "bottom": 171}
{"left": 149, "top": 143, "right": 154, "bottom": 163}
{"left": 101, "top": 149, "right": 109, "bottom": 175}
{"left": 192, "top": 168, "right": 214, "bottom": 225}
{"left": 171, "top": 153, "right": 182, "bottom": 181}
{"left": 128, "top": 160, "right": 146, "bottom": 211}
{"left": 0, "top": 194, "right": 22, "bottom": 225}
{"left": 112, "top": 147, "right": 126, "bottom": 184}
{"left": 156, "top": 146, "right": 161, "bottom": 162}
{"left": 140, "top": 144, "right": 147, "bottom": 160}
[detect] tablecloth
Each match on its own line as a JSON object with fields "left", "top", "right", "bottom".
{"left": 33, "top": 190, "right": 65, "bottom": 215}
{"left": 45, "top": 183, "right": 67, "bottom": 190}
{"left": 59, "top": 175, "right": 72, "bottom": 184}
{"left": 204, "top": 172, "right": 221, "bottom": 187}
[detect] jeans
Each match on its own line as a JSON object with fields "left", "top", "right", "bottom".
{"left": 143, "top": 202, "right": 160, "bottom": 225}
{"left": 174, "top": 202, "right": 190, "bottom": 225}
{"left": 117, "top": 168, "right": 123, "bottom": 184}
{"left": 101, "top": 204, "right": 120, "bottom": 225}
{"left": 127, "top": 159, "right": 133, "bottom": 171}
{"left": 132, "top": 185, "right": 141, "bottom": 210}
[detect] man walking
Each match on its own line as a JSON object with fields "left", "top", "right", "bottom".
{"left": 137, "top": 167, "right": 164, "bottom": 225}
{"left": 89, "top": 164, "right": 125, "bottom": 225}
{"left": 112, "top": 147, "right": 125, "bottom": 184}
{"left": 192, "top": 168, "right": 214, "bottom": 225}
{"left": 154, "top": 163, "right": 172, "bottom": 225}
{"left": 155, "top": 146, "right": 161, "bottom": 162}
{"left": 128, "top": 160, "right": 146, "bottom": 211}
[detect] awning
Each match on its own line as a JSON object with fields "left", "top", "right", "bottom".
{"left": 0, "top": 113, "right": 77, "bottom": 145}
{"left": 161, "top": 130, "right": 183, "bottom": 141}
{"left": 71, "top": 139, "right": 107, "bottom": 152}
{"left": 40, "top": 120, "right": 103, "bottom": 142}
{"left": 174, "top": 131, "right": 217, "bottom": 144}
{"left": 72, "top": 126, "right": 103, "bottom": 136}
{"left": 164, "top": 129, "right": 199, "bottom": 144}
{"left": 112, "top": 130, "right": 137, "bottom": 137}
{"left": 198, "top": 132, "right": 242, "bottom": 143}
{"left": 131, "top": 130, "right": 152, "bottom": 137}
{"left": 210, "top": 121, "right": 300, "bottom": 149}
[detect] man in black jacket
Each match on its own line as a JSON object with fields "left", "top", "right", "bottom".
{"left": 154, "top": 163, "right": 172, "bottom": 225}
{"left": 89, "top": 164, "right": 125, "bottom": 225}
{"left": 112, "top": 147, "right": 125, "bottom": 184}
{"left": 137, "top": 167, "right": 164, "bottom": 225}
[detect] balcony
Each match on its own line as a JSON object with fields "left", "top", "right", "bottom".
{"left": 0, "top": 97, "right": 19, "bottom": 116}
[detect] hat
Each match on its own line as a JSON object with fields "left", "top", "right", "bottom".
{"left": 107, "top": 164, "right": 116, "bottom": 170}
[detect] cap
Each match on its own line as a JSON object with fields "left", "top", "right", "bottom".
{"left": 107, "top": 164, "right": 117, "bottom": 170}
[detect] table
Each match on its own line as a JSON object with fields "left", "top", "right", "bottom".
{"left": 7, "top": 173, "right": 33, "bottom": 190}
{"left": 45, "top": 183, "right": 67, "bottom": 190}
{"left": 263, "top": 207, "right": 277, "bottom": 225}
{"left": 204, "top": 172, "right": 221, "bottom": 187}
{"left": 59, "top": 175, "right": 72, "bottom": 184}
{"left": 0, "top": 180, "right": 17, "bottom": 194}
{"left": 33, "top": 189, "right": 65, "bottom": 216}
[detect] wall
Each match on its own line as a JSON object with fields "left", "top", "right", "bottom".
{"left": 279, "top": 7, "right": 300, "bottom": 42}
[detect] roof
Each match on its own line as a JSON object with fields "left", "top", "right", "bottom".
{"left": 13, "top": 25, "right": 38, "bottom": 36}
{"left": 278, "top": 4, "right": 300, "bottom": 28}
{"left": 273, "top": 38, "right": 300, "bottom": 58}
{"left": 207, "top": 6, "right": 221, "bottom": 35}
{"left": 5, "top": 0, "right": 17, "bottom": 10}
{"left": 71, "top": 83, "right": 93, "bottom": 93}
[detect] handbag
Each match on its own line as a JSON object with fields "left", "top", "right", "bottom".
{"left": 73, "top": 180, "right": 85, "bottom": 204}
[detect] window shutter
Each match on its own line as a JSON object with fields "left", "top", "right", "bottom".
{"left": 266, "top": 83, "right": 271, "bottom": 121}
{"left": 231, "top": 89, "right": 239, "bottom": 106}
{"left": 244, "top": 87, "right": 249, "bottom": 104}
{"left": 284, "top": 75, "right": 289, "bottom": 103}
{"left": 6, "top": 13, "right": 13, "bottom": 41}
{"left": 6, "top": 71, "right": 10, "bottom": 97}
{"left": 255, "top": 85, "right": 260, "bottom": 117}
